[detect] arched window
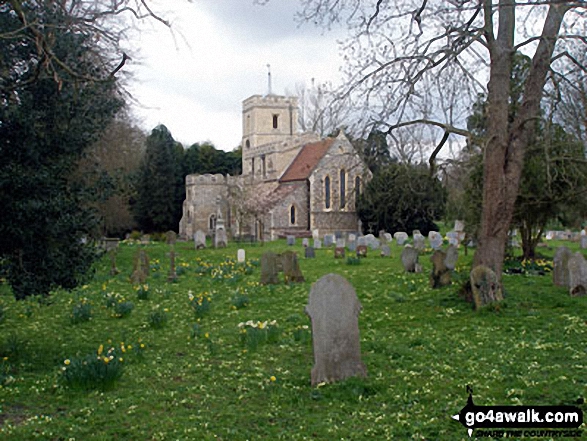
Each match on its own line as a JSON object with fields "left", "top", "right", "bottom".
{"left": 273, "top": 114, "right": 279, "bottom": 129}
{"left": 290, "top": 205, "right": 296, "bottom": 225}
{"left": 340, "top": 169, "right": 346, "bottom": 209}
{"left": 245, "top": 139, "right": 250, "bottom": 149}
{"left": 355, "top": 176, "right": 361, "bottom": 207}
{"left": 209, "top": 214, "right": 216, "bottom": 230}
{"left": 324, "top": 176, "right": 331, "bottom": 209}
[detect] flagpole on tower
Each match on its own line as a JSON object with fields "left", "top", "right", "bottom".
{"left": 267, "top": 64, "right": 272, "bottom": 96}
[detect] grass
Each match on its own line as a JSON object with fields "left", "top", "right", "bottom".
{"left": 0, "top": 239, "right": 585, "bottom": 440}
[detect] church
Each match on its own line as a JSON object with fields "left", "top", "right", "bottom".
{"left": 179, "top": 93, "right": 371, "bottom": 240}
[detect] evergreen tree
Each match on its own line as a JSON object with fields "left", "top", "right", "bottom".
{"left": 0, "top": 4, "right": 123, "bottom": 299}
{"left": 134, "top": 125, "right": 182, "bottom": 232}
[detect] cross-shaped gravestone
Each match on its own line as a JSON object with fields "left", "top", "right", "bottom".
{"left": 305, "top": 274, "right": 367, "bottom": 386}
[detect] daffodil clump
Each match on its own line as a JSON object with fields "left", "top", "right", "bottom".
{"left": 147, "top": 305, "right": 169, "bottom": 329}
{"left": 193, "top": 257, "right": 214, "bottom": 275}
{"left": 69, "top": 297, "right": 92, "bottom": 324}
{"left": 292, "top": 324, "right": 311, "bottom": 343}
{"left": 238, "top": 320, "right": 280, "bottom": 350}
{"left": 504, "top": 256, "right": 553, "bottom": 275}
{"left": 61, "top": 343, "right": 125, "bottom": 391}
{"left": 135, "top": 283, "right": 150, "bottom": 301}
{"left": 188, "top": 290, "right": 212, "bottom": 317}
{"left": 230, "top": 287, "right": 250, "bottom": 310}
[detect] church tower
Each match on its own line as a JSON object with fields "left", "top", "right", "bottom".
{"left": 241, "top": 94, "right": 300, "bottom": 181}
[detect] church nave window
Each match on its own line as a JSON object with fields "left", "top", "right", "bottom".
{"left": 290, "top": 205, "right": 296, "bottom": 225}
{"left": 324, "top": 176, "right": 331, "bottom": 209}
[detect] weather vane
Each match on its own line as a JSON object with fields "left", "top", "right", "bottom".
{"left": 267, "top": 63, "right": 272, "bottom": 96}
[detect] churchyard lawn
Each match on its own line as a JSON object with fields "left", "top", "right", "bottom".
{"left": 0, "top": 238, "right": 585, "bottom": 440}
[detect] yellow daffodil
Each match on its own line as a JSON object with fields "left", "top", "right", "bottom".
{"left": 64, "top": 359, "right": 70, "bottom": 365}
{"left": 270, "top": 376, "right": 276, "bottom": 382}
{"left": 97, "top": 344, "right": 104, "bottom": 356}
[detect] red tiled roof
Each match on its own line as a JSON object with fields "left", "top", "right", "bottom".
{"left": 279, "top": 138, "right": 335, "bottom": 182}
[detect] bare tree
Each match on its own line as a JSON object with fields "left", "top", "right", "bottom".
{"left": 293, "top": 0, "right": 587, "bottom": 300}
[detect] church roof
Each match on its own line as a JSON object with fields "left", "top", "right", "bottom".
{"left": 279, "top": 138, "right": 335, "bottom": 182}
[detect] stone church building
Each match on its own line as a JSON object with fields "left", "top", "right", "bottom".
{"left": 179, "top": 93, "right": 371, "bottom": 240}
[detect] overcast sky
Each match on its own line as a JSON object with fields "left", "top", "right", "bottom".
{"left": 128, "top": 0, "right": 347, "bottom": 151}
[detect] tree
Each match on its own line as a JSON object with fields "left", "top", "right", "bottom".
{"left": 294, "top": 0, "right": 587, "bottom": 300}
{"left": 183, "top": 143, "right": 242, "bottom": 176}
{"left": 133, "top": 125, "right": 183, "bottom": 232}
{"left": 357, "top": 163, "right": 446, "bottom": 236}
{"left": 0, "top": 3, "right": 123, "bottom": 299}
{"left": 357, "top": 129, "right": 395, "bottom": 173}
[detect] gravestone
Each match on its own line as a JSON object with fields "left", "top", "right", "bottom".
{"left": 305, "top": 246, "right": 316, "bottom": 259}
{"left": 166, "top": 230, "right": 177, "bottom": 245}
{"left": 334, "top": 231, "right": 343, "bottom": 239}
{"left": 140, "top": 234, "right": 151, "bottom": 244}
{"left": 454, "top": 220, "right": 465, "bottom": 232}
{"left": 260, "top": 252, "right": 280, "bottom": 285}
{"left": 401, "top": 246, "right": 420, "bottom": 273}
{"left": 130, "top": 248, "right": 150, "bottom": 285}
{"left": 104, "top": 238, "right": 120, "bottom": 276}
{"left": 347, "top": 240, "right": 357, "bottom": 252}
{"left": 312, "top": 229, "right": 320, "bottom": 240}
{"left": 446, "top": 231, "right": 459, "bottom": 246}
{"left": 348, "top": 233, "right": 357, "bottom": 243}
{"left": 282, "top": 251, "right": 305, "bottom": 283}
{"left": 428, "top": 231, "right": 443, "bottom": 250}
{"left": 383, "top": 233, "right": 392, "bottom": 243}
{"left": 412, "top": 230, "right": 421, "bottom": 237}
{"left": 357, "top": 236, "right": 367, "bottom": 247}
{"left": 369, "top": 238, "right": 380, "bottom": 250}
{"left": 413, "top": 233, "right": 426, "bottom": 251}
{"left": 302, "top": 238, "right": 309, "bottom": 248}
{"left": 215, "top": 221, "right": 227, "bottom": 248}
{"left": 335, "top": 247, "right": 346, "bottom": 258}
{"left": 444, "top": 244, "right": 459, "bottom": 270}
{"left": 167, "top": 249, "right": 178, "bottom": 282}
{"left": 394, "top": 232, "right": 408, "bottom": 246}
{"left": 553, "top": 246, "right": 573, "bottom": 287}
{"left": 582, "top": 236, "right": 587, "bottom": 249}
{"left": 470, "top": 265, "right": 503, "bottom": 309}
{"left": 364, "top": 234, "right": 376, "bottom": 246}
{"left": 380, "top": 245, "right": 391, "bottom": 257}
{"left": 237, "top": 249, "right": 246, "bottom": 263}
{"left": 568, "top": 252, "right": 587, "bottom": 296}
{"left": 287, "top": 235, "right": 295, "bottom": 246}
{"left": 356, "top": 245, "right": 367, "bottom": 257}
{"left": 430, "top": 250, "right": 451, "bottom": 288}
{"left": 314, "top": 239, "right": 322, "bottom": 249}
{"left": 401, "top": 245, "right": 420, "bottom": 273}
{"left": 194, "top": 230, "right": 206, "bottom": 249}
{"left": 305, "top": 274, "right": 367, "bottom": 386}
{"left": 336, "top": 238, "right": 346, "bottom": 248}
{"left": 324, "top": 234, "right": 334, "bottom": 247}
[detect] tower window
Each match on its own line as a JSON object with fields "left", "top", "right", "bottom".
{"left": 340, "top": 169, "right": 346, "bottom": 209}
{"left": 273, "top": 114, "right": 279, "bottom": 129}
{"left": 355, "top": 176, "right": 361, "bottom": 207}
{"left": 324, "top": 176, "right": 331, "bottom": 209}
{"left": 261, "top": 154, "right": 266, "bottom": 179}
{"left": 251, "top": 158, "right": 255, "bottom": 177}
{"left": 290, "top": 205, "right": 296, "bottom": 225}
{"left": 245, "top": 139, "right": 250, "bottom": 149}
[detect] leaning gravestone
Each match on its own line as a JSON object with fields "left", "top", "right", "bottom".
{"left": 553, "top": 246, "right": 573, "bottom": 287}
{"left": 260, "top": 252, "right": 280, "bottom": 285}
{"left": 287, "top": 235, "right": 295, "bottom": 246}
{"left": 568, "top": 252, "right": 587, "bottom": 296}
{"left": 380, "top": 245, "right": 391, "bottom": 257}
{"left": 470, "top": 265, "right": 503, "bottom": 309}
{"left": 444, "top": 244, "right": 459, "bottom": 270}
{"left": 282, "top": 251, "right": 305, "bottom": 283}
{"left": 394, "top": 232, "right": 408, "bottom": 246}
{"left": 305, "top": 274, "right": 367, "bottom": 386}
{"left": 401, "top": 246, "right": 420, "bottom": 273}
{"left": 237, "top": 249, "right": 246, "bottom": 263}
{"left": 305, "top": 246, "right": 316, "bottom": 259}
{"left": 194, "top": 230, "right": 206, "bottom": 249}
{"left": 430, "top": 250, "right": 451, "bottom": 288}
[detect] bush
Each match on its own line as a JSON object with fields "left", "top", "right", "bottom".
{"left": 70, "top": 300, "right": 92, "bottom": 324}
{"left": 113, "top": 301, "right": 134, "bottom": 318}
{"left": 147, "top": 308, "right": 168, "bottom": 329}
{"left": 61, "top": 344, "right": 124, "bottom": 391}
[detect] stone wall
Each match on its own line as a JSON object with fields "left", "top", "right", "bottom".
{"left": 269, "top": 182, "right": 309, "bottom": 237}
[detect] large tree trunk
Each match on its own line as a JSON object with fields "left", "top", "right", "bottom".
{"left": 472, "top": 2, "right": 570, "bottom": 303}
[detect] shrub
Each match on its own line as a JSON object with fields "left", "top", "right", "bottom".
{"left": 113, "top": 301, "right": 134, "bottom": 318}
{"left": 346, "top": 257, "right": 361, "bottom": 265}
{"left": 70, "top": 299, "right": 92, "bottom": 324}
{"left": 147, "top": 307, "right": 168, "bottom": 329}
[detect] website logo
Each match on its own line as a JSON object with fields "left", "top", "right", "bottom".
{"left": 452, "top": 386, "right": 583, "bottom": 438}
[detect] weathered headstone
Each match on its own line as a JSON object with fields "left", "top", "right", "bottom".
{"left": 237, "top": 249, "right": 246, "bottom": 263}
{"left": 380, "top": 245, "right": 391, "bottom": 257}
{"left": 394, "top": 232, "right": 408, "bottom": 246}
{"left": 428, "top": 231, "right": 443, "bottom": 250}
{"left": 553, "top": 246, "right": 573, "bottom": 287}
{"left": 430, "top": 250, "right": 451, "bottom": 288}
{"left": 167, "top": 249, "right": 178, "bottom": 282}
{"left": 104, "top": 238, "right": 120, "bottom": 276}
{"left": 412, "top": 230, "right": 421, "bottom": 237}
{"left": 312, "top": 229, "right": 320, "bottom": 240}
{"left": 581, "top": 236, "right": 587, "bottom": 250}
{"left": 568, "top": 252, "right": 587, "bottom": 296}
{"left": 356, "top": 245, "right": 367, "bottom": 257}
{"left": 446, "top": 231, "right": 459, "bottom": 246}
{"left": 383, "top": 233, "right": 392, "bottom": 243}
{"left": 282, "top": 251, "right": 305, "bottom": 283}
{"left": 364, "top": 234, "right": 376, "bottom": 247}
{"left": 348, "top": 233, "right": 357, "bottom": 243}
{"left": 305, "top": 246, "right": 316, "bottom": 259}
{"left": 401, "top": 246, "right": 420, "bottom": 273}
{"left": 130, "top": 248, "right": 150, "bottom": 285}
{"left": 324, "top": 234, "right": 334, "bottom": 247}
{"left": 470, "top": 265, "right": 503, "bottom": 309}
{"left": 302, "top": 238, "right": 309, "bottom": 248}
{"left": 305, "top": 274, "right": 367, "bottom": 386}
{"left": 454, "top": 220, "right": 465, "bottom": 232}
{"left": 313, "top": 239, "right": 322, "bottom": 249}
{"left": 357, "top": 236, "right": 367, "bottom": 247}
{"left": 413, "top": 233, "right": 426, "bottom": 251}
{"left": 369, "top": 238, "right": 380, "bottom": 250}
{"left": 260, "top": 252, "right": 280, "bottom": 285}
{"left": 166, "top": 230, "right": 177, "bottom": 245}
{"left": 444, "top": 244, "right": 459, "bottom": 270}
{"left": 335, "top": 247, "right": 346, "bottom": 258}
{"left": 194, "top": 230, "right": 206, "bottom": 249}
{"left": 336, "top": 238, "right": 346, "bottom": 248}
{"left": 287, "top": 235, "right": 295, "bottom": 246}
{"left": 347, "top": 240, "right": 357, "bottom": 252}
{"left": 215, "top": 228, "right": 227, "bottom": 248}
